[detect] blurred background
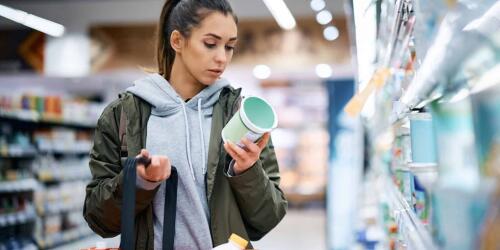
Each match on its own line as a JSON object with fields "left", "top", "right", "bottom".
{"left": 0, "top": 0, "right": 499, "bottom": 250}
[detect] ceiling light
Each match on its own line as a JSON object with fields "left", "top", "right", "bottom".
{"left": 310, "top": 0, "right": 326, "bottom": 12}
{"left": 316, "top": 64, "right": 333, "bottom": 78}
{"left": 324, "top": 26, "right": 340, "bottom": 41}
{"left": 253, "top": 65, "right": 272, "bottom": 79}
{"left": 0, "top": 4, "right": 65, "bottom": 37}
{"left": 316, "top": 10, "right": 333, "bottom": 25}
{"left": 262, "top": 0, "right": 296, "bottom": 30}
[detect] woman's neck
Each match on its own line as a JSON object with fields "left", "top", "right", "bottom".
{"left": 168, "top": 58, "right": 205, "bottom": 101}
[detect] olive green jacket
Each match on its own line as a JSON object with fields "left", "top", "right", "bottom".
{"left": 83, "top": 86, "right": 287, "bottom": 249}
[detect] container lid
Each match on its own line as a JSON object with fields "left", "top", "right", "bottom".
{"left": 229, "top": 233, "right": 248, "bottom": 249}
{"left": 239, "top": 96, "right": 278, "bottom": 134}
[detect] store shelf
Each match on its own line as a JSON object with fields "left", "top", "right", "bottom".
{"left": 0, "top": 205, "right": 37, "bottom": 228}
{"left": 36, "top": 168, "right": 91, "bottom": 183}
{"left": 0, "top": 150, "right": 38, "bottom": 159}
{"left": 36, "top": 226, "right": 95, "bottom": 250}
{"left": 37, "top": 201, "right": 83, "bottom": 217}
{"left": 0, "top": 238, "right": 37, "bottom": 250}
{"left": 0, "top": 178, "right": 38, "bottom": 193}
{"left": 1, "top": 148, "right": 90, "bottom": 160}
{"left": 386, "top": 178, "right": 437, "bottom": 250}
{"left": 38, "top": 149, "right": 91, "bottom": 156}
{"left": 0, "top": 110, "right": 96, "bottom": 129}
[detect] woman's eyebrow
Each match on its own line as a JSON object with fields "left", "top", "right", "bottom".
{"left": 205, "top": 33, "right": 238, "bottom": 41}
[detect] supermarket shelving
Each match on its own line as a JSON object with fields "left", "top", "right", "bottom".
{"left": 0, "top": 178, "right": 38, "bottom": 193}
{"left": 349, "top": 0, "right": 500, "bottom": 249}
{"left": 35, "top": 226, "right": 95, "bottom": 250}
{"left": 1, "top": 104, "right": 96, "bottom": 249}
{"left": 0, "top": 204, "right": 37, "bottom": 228}
{"left": 36, "top": 201, "right": 85, "bottom": 217}
{"left": 385, "top": 177, "right": 436, "bottom": 250}
{"left": 0, "top": 110, "right": 96, "bottom": 130}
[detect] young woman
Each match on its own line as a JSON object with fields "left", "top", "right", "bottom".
{"left": 83, "top": 0, "right": 287, "bottom": 249}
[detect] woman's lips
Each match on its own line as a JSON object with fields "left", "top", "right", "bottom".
{"left": 208, "top": 69, "right": 222, "bottom": 76}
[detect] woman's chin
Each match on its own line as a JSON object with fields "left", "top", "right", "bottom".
{"left": 199, "top": 76, "right": 220, "bottom": 86}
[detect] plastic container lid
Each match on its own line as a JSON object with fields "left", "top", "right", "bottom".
{"left": 239, "top": 96, "right": 278, "bottom": 134}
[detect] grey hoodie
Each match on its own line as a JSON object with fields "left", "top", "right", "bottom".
{"left": 127, "top": 73, "right": 229, "bottom": 250}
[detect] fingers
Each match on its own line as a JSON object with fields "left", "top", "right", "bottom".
{"left": 140, "top": 149, "right": 150, "bottom": 159}
{"left": 151, "top": 155, "right": 160, "bottom": 167}
{"left": 224, "top": 142, "right": 244, "bottom": 162}
{"left": 138, "top": 154, "right": 171, "bottom": 182}
{"left": 256, "top": 133, "right": 270, "bottom": 150}
{"left": 241, "top": 137, "right": 260, "bottom": 153}
{"left": 159, "top": 156, "right": 171, "bottom": 180}
{"left": 228, "top": 141, "right": 247, "bottom": 157}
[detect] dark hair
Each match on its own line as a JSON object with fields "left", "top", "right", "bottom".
{"left": 157, "top": 0, "right": 238, "bottom": 80}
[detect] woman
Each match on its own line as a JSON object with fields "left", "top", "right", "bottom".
{"left": 83, "top": 0, "right": 287, "bottom": 249}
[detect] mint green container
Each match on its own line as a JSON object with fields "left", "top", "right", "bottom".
{"left": 221, "top": 96, "right": 277, "bottom": 147}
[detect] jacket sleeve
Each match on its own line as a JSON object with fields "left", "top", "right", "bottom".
{"left": 83, "top": 102, "right": 158, "bottom": 238}
{"left": 225, "top": 137, "right": 288, "bottom": 240}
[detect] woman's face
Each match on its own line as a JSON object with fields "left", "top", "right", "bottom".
{"left": 179, "top": 12, "right": 237, "bottom": 85}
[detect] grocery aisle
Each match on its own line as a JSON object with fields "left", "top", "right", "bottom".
{"left": 1, "top": 0, "right": 499, "bottom": 249}
{"left": 1, "top": 1, "right": 343, "bottom": 249}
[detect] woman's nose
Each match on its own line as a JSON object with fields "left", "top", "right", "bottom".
{"left": 214, "top": 48, "right": 227, "bottom": 64}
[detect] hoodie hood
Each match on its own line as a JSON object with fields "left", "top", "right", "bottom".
{"left": 126, "top": 73, "right": 229, "bottom": 117}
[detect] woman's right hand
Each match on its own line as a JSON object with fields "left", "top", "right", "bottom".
{"left": 136, "top": 149, "right": 171, "bottom": 182}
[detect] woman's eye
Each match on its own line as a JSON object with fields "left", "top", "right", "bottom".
{"left": 225, "top": 46, "right": 235, "bottom": 51}
{"left": 204, "top": 42, "right": 216, "bottom": 49}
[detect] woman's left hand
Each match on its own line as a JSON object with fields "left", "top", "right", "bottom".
{"left": 224, "top": 133, "right": 270, "bottom": 175}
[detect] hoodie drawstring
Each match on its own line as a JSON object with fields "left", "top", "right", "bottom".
{"left": 198, "top": 99, "right": 207, "bottom": 175}
{"left": 181, "top": 101, "right": 196, "bottom": 181}
{"left": 180, "top": 98, "right": 208, "bottom": 181}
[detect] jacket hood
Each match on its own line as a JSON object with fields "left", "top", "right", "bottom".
{"left": 126, "top": 73, "right": 229, "bottom": 116}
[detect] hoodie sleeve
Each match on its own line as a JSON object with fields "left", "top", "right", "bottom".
{"left": 83, "top": 100, "right": 158, "bottom": 237}
{"left": 224, "top": 137, "right": 288, "bottom": 240}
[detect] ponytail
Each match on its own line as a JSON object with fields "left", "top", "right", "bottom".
{"left": 156, "top": 0, "right": 181, "bottom": 79}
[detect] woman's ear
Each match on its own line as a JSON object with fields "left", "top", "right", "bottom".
{"left": 170, "top": 30, "right": 183, "bottom": 53}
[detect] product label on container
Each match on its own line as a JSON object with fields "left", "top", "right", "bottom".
{"left": 236, "top": 131, "right": 263, "bottom": 148}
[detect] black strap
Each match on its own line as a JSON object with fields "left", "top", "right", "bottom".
{"left": 163, "top": 167, "right": 178, "bottom": 250}
{"left": 120, "top": 158, "right": 137, "bottom": 250}
{"left": 120, "top": 157, "right": 178, "bottom": 250}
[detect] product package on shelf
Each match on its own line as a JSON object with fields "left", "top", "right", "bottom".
{"left": 430, "top": 96, "right": 496, "bottom": 250}
{"left": 470, "top": 66, "right": 500, "bottom": 177}
{"left": 469, "top": 67, "right": 500, "bottom": 249}
{"left": 400, "top": 0, "right": 499, "bottom": 110}
{"left": 0, "top": 93, "right": 104, "bottom": 127}
{"left": 33, "top": 129, "right": 93, "bottom": 154}
{"left": 34, "top": 180, "right": 92, "bottom": 249}
{"left": 0, "top": 193, "right": 37, "bottom": 249}
{"left": 0, "top": 130, "right": 37, "bottom": 157}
